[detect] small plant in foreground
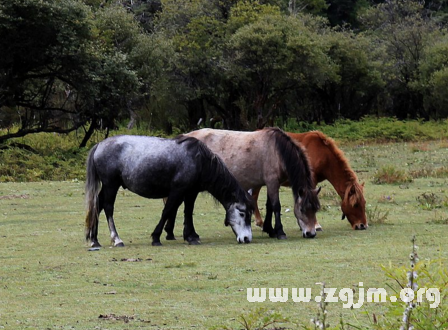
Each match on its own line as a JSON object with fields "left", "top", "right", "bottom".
{"left": 214, "top": 307, "right": 289, "bottom": 330}
{"left": 302, "top": 236, "right": 447, "bottom": 330}
{"left": 366, "top": 205, "right": 389, "bottom": 225}
{"left": 350, "top": 236, "right": 448, "bottom": 330}
{"left": 304, "top": 282, "right": 341, "bottom": 330}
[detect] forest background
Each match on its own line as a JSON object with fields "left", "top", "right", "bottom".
{"left": 2, "top": 0, "right": 448, "bottom": 148}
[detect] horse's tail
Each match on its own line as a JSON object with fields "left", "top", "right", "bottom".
{"left": 85, "top": 144, "right": 101, "bottom": 242}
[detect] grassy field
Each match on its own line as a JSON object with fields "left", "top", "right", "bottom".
{"left": 0, "top": 140, "right": 447, "bottom": 329}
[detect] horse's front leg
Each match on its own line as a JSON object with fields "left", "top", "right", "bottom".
{"left": 182, "top": 191, "right": 200, "bottom": 245}
{"left": 151, "top": 193, "right": 183, "bottom": 246}
{"left": 267, "top": 186, "right": 287, "bottom": 240}
{"left": 262, "top": 196, "right": 275, "bottom": 238}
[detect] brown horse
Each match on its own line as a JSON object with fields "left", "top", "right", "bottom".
{"left": 164, "top": 128, "right": 321, "bottom": 239}
{"left": 251, "top": 131, "right": 367, "bottom": 230}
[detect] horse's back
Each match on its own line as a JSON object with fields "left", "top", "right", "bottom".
{"left": 186, "top": 129, "right": 278, "bottom": 189}
{"left": 92, "top": 135, "right": 197, "bottom": 198}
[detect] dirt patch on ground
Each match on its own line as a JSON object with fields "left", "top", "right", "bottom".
{"left": 0, "top": 194, "right": 30, "bottom": 200}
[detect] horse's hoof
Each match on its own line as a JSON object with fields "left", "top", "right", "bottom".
{"left": 166, "top": 235, "right": 176, "bottom": 240}
{"left": 114, "top": 242, "right": 125, "bottom": 247}
{"left": 91, "top": 242, "right": 102, "bottom": 248}
{"left": 277, "top": 234, "right": 287, "bottom": 240}
{"left": 152, "top": 241, "right": 162, "bottom": 246}
{"left": 188, "top": 239, "right": 201, "bottom": 245}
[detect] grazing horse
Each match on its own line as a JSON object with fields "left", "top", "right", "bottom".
{"left": 85, "top": 135, "right": 254, "bottom": 247}
{"left": 164, "top": 128, "right": 321, "bottom": 239}
{"left": 251, "top": 131, "right": 367, "bottom": 230}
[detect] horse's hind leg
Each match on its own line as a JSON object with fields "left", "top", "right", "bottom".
{"left": 251, "top": 188, "right": 264, "bottom": 227}
{"left": 102, "top": 184, "right": 124, "bottom": 247}
{"left": 164, "top": 217, "right": 176, "bottom": 240}
{"left": 151, "top": 192, "right": 184, "bottom": 246}
{"left": 163, "top": 196, "right": 177, "bottom": 240}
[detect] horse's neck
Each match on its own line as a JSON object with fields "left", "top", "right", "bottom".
{"left": 298, "top": 132, "right": 352, "bottom": 199}
{"left": 308, "top": 156, "right": 346, "bottom": 198}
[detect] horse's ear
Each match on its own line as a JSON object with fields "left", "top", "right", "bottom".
{"left": 361, "top": 182, "right": 365, "bottom": 188}
{"left": 315, "top": 186, "right": 322, "bottom": 195}
{"left": 341, "top": 213, "right": 346, "bottom": 220}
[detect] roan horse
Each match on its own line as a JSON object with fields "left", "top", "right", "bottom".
{"left": 164, "top": 128, "right": 321, "bottom": 239}
{"left": 85, "top": 135, "right": 254, "bottom": 247}
{"left": 251, "top": 131, "right": 367, "bottom": 230}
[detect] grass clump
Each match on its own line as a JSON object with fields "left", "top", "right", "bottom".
{"left": 416, "top": 192, "right": 443, "bottom": 211}
{"left": 372, "top": 165, "right": 413, "bottom": 185}
{"left": 366, "top": 205, "right": 389, "bottom": 225}
{"left": 215, "top": 307, "right": 289, "bottom": 330}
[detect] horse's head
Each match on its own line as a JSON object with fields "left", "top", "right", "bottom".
{"left": 341, "top": 182, "right": 368, "bottom": 230}
{"left": 294, "top": 187, "right": 321, "bottom": 238}
{"left": 225, "top": 202, "right": 253, "bottom": 243}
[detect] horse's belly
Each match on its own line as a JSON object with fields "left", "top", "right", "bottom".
{"left": 124, "top": 181, "right": 170, "bottom": 199}
{"left": 121, "top": 169, "right": 173, "bottom": 199}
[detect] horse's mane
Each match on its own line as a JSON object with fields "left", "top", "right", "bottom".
{"left": 266, "top": 128, "right": 320, "bottom": 211}
{"left": 311, "top": 131, "right": 364, "bottom": 206}
{"left": 175, "top": 135, "right": 254, "bottom": 212}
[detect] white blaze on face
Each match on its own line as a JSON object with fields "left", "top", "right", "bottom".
{"left": 294, "top": 197, "right": 316, "bottom": 238}
{"left": 227, "top": 203, "right": 252, "bottom": 243}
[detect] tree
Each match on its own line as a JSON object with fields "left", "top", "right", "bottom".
{"left": 417, "top": 34, "right": 448, "bottom": 118}
{"left": 359, "top": 0, "right": 438, "bottom": 119}
{"left": 0, "top": 0, "right": 140, "bottom": 146}
{"left": 224, "top": 12, "right": 339, "bottom": 127}
{"left": 311, "top": 29, "right": 384, "bottom": 122}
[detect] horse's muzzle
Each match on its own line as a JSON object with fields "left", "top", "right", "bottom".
{"left": 238, "top": 236, "right": 251, "bottom": 244}
{"left": 354, "top": 223, "right": 368, "bottom": 230}
{"left": 303, "top": 231, "right": 316, "bottom": 238}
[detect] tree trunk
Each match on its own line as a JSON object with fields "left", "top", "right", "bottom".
{"left": 79, "top": 120, "right": 98, "bottom": 148}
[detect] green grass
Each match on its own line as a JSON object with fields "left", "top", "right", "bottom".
{"left": 1, "top": 171, "right": 447, "bottom": 329}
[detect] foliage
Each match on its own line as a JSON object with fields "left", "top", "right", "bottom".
{"left": 366, "top": 237, "right": 448, "bottom": 330}
{"left": 0, "top": 0, "right": 143, "bottom": 146}
{"left": 315, "top": 117, "right": 448, "bottom": 143}
{"left": 359, "top": 0, "right": 439, "bottom": 120}
{"left": 3, "top": 118, "right": 448, "bottom": 182}
{"left": 3, "top": 0, "right": 448, "bottom": 135}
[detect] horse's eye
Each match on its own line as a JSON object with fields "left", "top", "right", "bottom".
{"left": 354, "top": 203, "right": 359, "bottom": 208}
{"left": 239, "top": 212, "right": 245, "bottom": 217}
